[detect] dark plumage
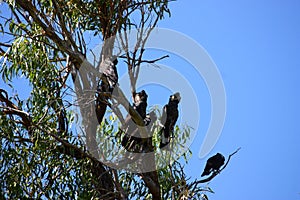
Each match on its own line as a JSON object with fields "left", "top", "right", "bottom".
{"left": 160, "top": 92, "right": 181, "bottom": 148}
{"left": 95, "top": 56, "right": 118, "bottom": 124}
{"left": 100, "top": 56, "right": 118, "bottom": 90}
{"left": 132, "top": 90, "right": 148, "bottom": 119}
{"left": 201, "top": 153, "right": 225, "bottom": 177}
{"left": 121, "top": 90, "right": 154, "bottom": 152}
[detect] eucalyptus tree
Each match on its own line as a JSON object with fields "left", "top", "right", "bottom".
{"left": 0, "top": 1, "right": 237, "bottom": 199}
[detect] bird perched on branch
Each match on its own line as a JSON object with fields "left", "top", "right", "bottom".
{"left": 121, "top": 90, "right": 154, "bottom": 152}
{"left": 95, "top": 56, "right": 118, "bottom": 124}
{"left": 132, "top": 90, "right": 148, "bottom": 120}
{"left": 121, "top": 111, "right": 157, "bottom": 152}
{"left": 159, "top": 92, "right": 181, "bottom": 148}
{"left": 100, "top": 56, "right": 118, "bottom": 91}
{"left": 201, "top": 153, "right": 225, "bottom": 177}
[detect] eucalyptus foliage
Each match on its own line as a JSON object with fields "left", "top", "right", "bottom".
{"left": 0, "top": 1, "right": 222, "bottom": 199}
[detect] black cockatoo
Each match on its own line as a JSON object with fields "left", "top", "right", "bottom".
{"left": 95, "top": 56, "right": 118, "bottom": 124}
{"left": 121, "top": 90, "right": 148, "bottom": 136}
{"left": 132, "top": 90, "right": 148, "bottom": 120}
{"left": 100, "top": 56, "right": 118, "bottom": 91}
{"left": 121, "top": 90, "right": 152, "bottom": 152}
{"left": 160, "top": 92, "right": 181, "bottom": 148}
{"left": 201, "top": 153, "right": 225, "bottom": 177}
{"left": 121, "top": 111, "right": 157, "bottom": 152}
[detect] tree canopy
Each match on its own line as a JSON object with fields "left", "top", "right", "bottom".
{"left": 0, "top": 0, "right": 238, "bottom": 199}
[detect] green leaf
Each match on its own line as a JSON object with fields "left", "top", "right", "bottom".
{"left": 208, "top": 187, "right": 215, "bottom": 194}
{"left": 202, "top": 194, "right": 209, "bottom": 200}
{"left": 0, "top": 23, "right": 4, "bottom": 33}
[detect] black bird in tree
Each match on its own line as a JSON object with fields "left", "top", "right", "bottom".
{"left": 160, "top": 92, "right": 181, "bottom": 148}
{"left": 100, "top": 56, "right": 118, "bottom": 91}
{"left": 121, "top": 90, "right": 155, "bottom": 152}
{"left": 201, "top": 153, "right": 225, "bottom": 177}
{"left": 95, "top": 56, "right": 118, "bottom": 124}
{"left": 132, "top": 90, "right": 148, "bottom": 120}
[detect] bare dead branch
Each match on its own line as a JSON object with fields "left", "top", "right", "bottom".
{"left": 120, "top": 54, "right": 169, "bottom": 64}
{"left": 188, "top": 147, "right": 241, "bottom": 189}
{"left": 220, "top": 147, "right": 241, "bottom": 171}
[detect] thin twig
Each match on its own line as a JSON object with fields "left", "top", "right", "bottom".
{"left": 112, "top": 169, "right": 127, "bottom": 200}
{"left": 188, "top": 147, "right": 241, "bottom": 187}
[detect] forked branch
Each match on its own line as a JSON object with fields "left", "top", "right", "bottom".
{"left": 188, "top": 147, "right": 241, "bottom": 190}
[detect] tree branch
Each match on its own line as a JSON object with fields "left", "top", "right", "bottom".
{"left": 52, "top": 0, "right": 78, "bottom": 51}
{"left": 0, "top": 89, "right": 32, "bottom": 131}
{"left": 120, "top": 54, "right": 169, "bottom": 65}
{"left": 140, "top": 172, "right": 161, "bottom": 200}
{"left": 14, "top": 0, "right": 85, "bottom": 66}
{"left": 112, "top": 169, "right": 127, "bottom": 200}
{"left": 188, "top": 147, "right": 241, "bottom": 188}
{"left": 0, "top": 42, "right": 12, "bottom": 48}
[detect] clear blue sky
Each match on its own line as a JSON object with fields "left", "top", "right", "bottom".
{"left": 158, "top": 1, "right": 300, "bottom": 199}
{"left": 1, "top": 1, "right": 300, "bottom": 199}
